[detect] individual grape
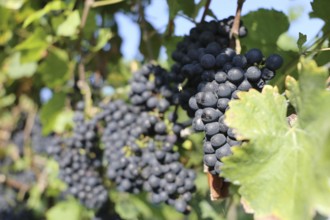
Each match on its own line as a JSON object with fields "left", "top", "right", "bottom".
{"left": 216, "top": 83, "right": 232, "bottom": 98}
{"left": 203, "top": 141, "right": 215, "bottom": 154}
{"left": 232, "top": 55, "right": 247, "bottom": 68}
{"left": 188, "top": 96, "right": 199, "bottom": 110}
{"left": 205, "top": 122, "right": 221, "bottom": 136}
{"left": 246, "top": 66, "right": 261, "bottom": 82}
{"left": 245, "top": 48, "right": 263, "bottom": 64}
{"left": 214, "top": 161, "right": 224, "bottom": 174}
{"left": 265, "top": 54, "right": 283, "bottom": 70}
{"left": 214, "top": 71, "right": 227, "bottom": 83}
{"left": 200, "top": 54, "right": 216, "bottom": 69}
{"left": 203, "top": 154, "right": 217, "bottom": 167}
{"left": 215, "top": 144, "right": 232, "bottom": 160}
{"left": 210, "top": 134, "right": 226, "bottom": 148}
{"left": 193, "top": 117, "right": 205, "bottom": 131}
{"left": 261, "top": 68, "right": 275, "bottom": 80}
{"left": 217, "top": 98, "right": 230, "bottom": 112}
{"left": 201, "top": 108, "right": 222, "bottom": 122}
{"left": 238, "top": 80, "right": 252, "bottom": 91}
{"left": 195, "top": 91, "right": 218, "bottom": 107}
{"left": 227, "top": 67, "right": 244, "bottom": 84}
{"left": 174, "top": 199, "right": 188, "bottom": 213}
{"left": 215, "top": 54, "right": 230, "bottom": 68}
{"left": 155, "top": 121, "right": 167, "bottom": 134}
{"left": 157, "top": 99, "right": 170, "bottom": 113}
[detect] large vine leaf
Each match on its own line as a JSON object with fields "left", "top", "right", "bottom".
{"left": 241, "top": 9, "right": 289, "bottom": 56}
{"left": 38, "top": 47, "right": 70, "bottom": 88}
{"left": 222, "top": 59, "right": 330, "bottom": 220}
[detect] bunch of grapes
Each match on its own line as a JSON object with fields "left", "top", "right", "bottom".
{"left": 170, "top": 16, "right": 248, "bottom": 116}
{"left": 99, "top": 98, "right": 196, "bottom": 213}
{"left": 52, "top": 103, "right": 108, "bottom": 210}
{"left": 0, "top": 155, "right": 38, "bottom": 219}
{"left": 129, "top": 64, "right": 176, "bottom": 113}
{"left": 187, "top": 47, "right": 283, "bottom": 175}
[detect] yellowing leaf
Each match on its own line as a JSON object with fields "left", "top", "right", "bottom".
{"left": 4, "top": 52, "right": 37, "bottom": 79}
{"left": 56, "top": 10, "right": 81, "bottom": 37}
{"left": 222, "top": 60, "right": 330, "bottom": 220}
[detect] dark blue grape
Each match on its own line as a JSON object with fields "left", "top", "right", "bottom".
{"left": 265, "top": 54, "right": 283, "bottom": 70}
{"left": 210, "top": 133, "right": 226, "bottom": 148}
{"left": 200, "top": 54, "right": 216, "bottom": 69}
{"left": 245, "top": 48, "right": 263, "bottom": 64}
{"left": 203, "top": 154, "right": 217, "bottom": 167}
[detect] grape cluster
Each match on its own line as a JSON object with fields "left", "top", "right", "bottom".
{"left": 170, "top": 16, "right": 247, "bottom": 116}
{"left": 58, "top": 147, "right": 108, "bottom": 209}
{"left": 99, "top": 99, "right": 195, "bottom": 213}
{"left": 52, "top": 103, "right": 108, "bottom": 210}
{"left": 187, "top": 47, "right": 283, "bottom": 175}
{"left": 100, "top": 100, "right": 157, "bottom": 193}
{"left": 130, "top": 64, "right": 175, "bottom": 113}
{"left": 0, "top": 160, "right": 38, "bottom": 220}
{"left": 31, "top": 116, "right": 56, "bottom": 154}
{"left": 141, "top": 139, "right": 196, "bottom": 214}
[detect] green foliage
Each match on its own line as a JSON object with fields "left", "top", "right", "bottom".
{"left": 40, "top": 92, "right": 68, "bottom": 135}
{"left": 241, "top": 9, "right": 289, "bottom": 56}
{"left": 222, "top": 59, "right": 330, "bottom": 220}
{"left": 38, "top": 47, "right": 70, "bottom": 88}
{"left": 297, "top": 32, "right": 307, "bottom": 53}
{"left": 56, "top": 10, "right": 81, "bottom": 37}
{"left": 4, "top": 52, "right": 37, "bottom": 79}
{"left": 46, "top": 199, "right": 91, "bottom": 220}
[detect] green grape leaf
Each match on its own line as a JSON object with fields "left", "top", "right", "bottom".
{"left": 23, "top": 1, "right": 66, "bottom": 27}
{"left": 52, "top": 109, "right": 74, "bottom": 133}
{"left": 40, "top": 92, "right": 66, "bottom": 135}
{"left": 222, "top": 59, "right": 330, "bottom": 220}
{"left": 139, "top": 21, "right": 162, "bottom": 60}
{"left": 166, "top": 0, "right": 180, "bottom": 19}
{"left": 297, "top": 32, "right": 307, "bottom": 53}
{"left": 0, "top": 0, "right": 24, "bottom": 10}
{"left": 167, "top": 0, "right": 195, "bottom": 19}
{"left": 14, "top": 28, "right": 50, "bottom": 62}
{"left": 46, "top": 199, "right": 87, "bottom": 220}
{"left": 241, "top": 9, "right": 289, "bottom": 56}
{"left": 178, "top": 0, "right": 195, "bottom": 18}
{"left": 38, "top": 47, "right": 70, "bottom": 88}
{"left": 0, "top": 94, "right": 15, "bottom": 108}
{"left": 91, "top": 28, "right": 112, "bottom": 52}
{"left": 4, "top": 52, "right": 37, "bottom": 79}
{"left": 285, "top": 75, "right": 300, "bottom": 110}
{"left": 309, "top": 0, "right": 330, "bottom": 22}
{"left": 56, "top": 10, "right": 81, "bottom": 37}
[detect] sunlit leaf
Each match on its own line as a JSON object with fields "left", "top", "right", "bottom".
{"left": 4, "top": 52, "right": 37, "bottom": 79}
{"left": 0, "top": 0, "right": 24, "bottom": 10}
{"left": 38, "top": 47, "right": 70, "bottom": 88}
{"left": 222, "top": 59, "right": 330, "bottom": 220}
{"left": 91, "top": 28, "right": 112, "bottom": 52}
{"left": 297, "top": 32, "right": 307, "bottom": 53}
{"left": 23, "top": 1, "right": 66, "bottom": 27}
{"left": 56, "top": 10, "right": 81, "bottom": 37}
{"left": 40, "top": 92, "right": 66, "bottom": 135}
{"left": 46, "top": 199, "right": 85, "bottom": 220}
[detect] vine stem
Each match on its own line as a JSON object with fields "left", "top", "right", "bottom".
{"left": 138, "top": 0, "right": 154, "bottom": 61}
{"left": 77, "top": 0, "right": 94, "bottom": 117}
{"left": 0, "top": 174, "right": 30, "bottom": 193}
{"left": 200, "top": 0, "right": 212, "bottom": 23}
{"left": 230, "top": 0, "right": 245, "bottom": 54}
